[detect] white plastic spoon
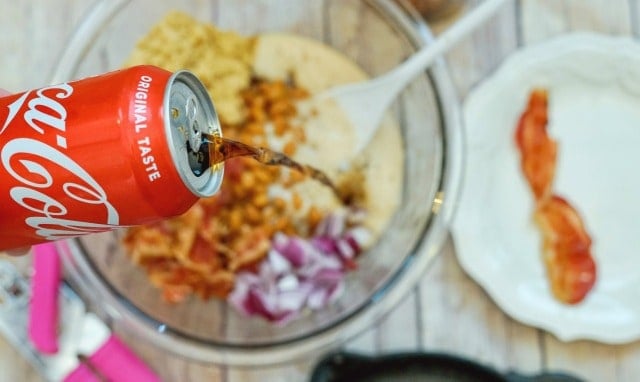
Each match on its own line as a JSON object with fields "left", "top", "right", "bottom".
{"left": 320, "top": 0, "right": 509, "bottom": 154}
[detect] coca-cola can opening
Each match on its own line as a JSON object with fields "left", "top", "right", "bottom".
{"left": 165, "top": 70, "right": 223, "bottom": 198}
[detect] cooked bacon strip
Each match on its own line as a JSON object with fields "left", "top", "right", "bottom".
{"left": 515, "top": 89, "right": 596, "bottom": 304}
{"left": 514, "top": 89, "right": 556, "bottom": 200}
{"left": 534, "top": 196, "right": 596, "bottom": 304}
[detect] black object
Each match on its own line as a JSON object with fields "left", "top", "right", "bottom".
{"left": 310, "top": 352, "right": 585, "bottom": 382}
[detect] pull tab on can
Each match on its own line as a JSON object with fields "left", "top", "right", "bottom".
{"left": 165, "top": 70, "right": 223, "bottom": 197}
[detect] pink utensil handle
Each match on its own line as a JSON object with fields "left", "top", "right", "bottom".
{"left": 64, "top": 335, "right": 162, "bottom": 382}
{"left": 28, "top": 243, "right": 61, "bottom": 354}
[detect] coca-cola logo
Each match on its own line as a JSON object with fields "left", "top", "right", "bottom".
{"left": 1, "top": 84, "right": 120, "bottom": 240}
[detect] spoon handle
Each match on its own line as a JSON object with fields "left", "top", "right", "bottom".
{"left": 389, "top": 0, "right": 510, "bottom": 92}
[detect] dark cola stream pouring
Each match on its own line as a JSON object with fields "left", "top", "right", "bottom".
{"left": 204, "top": 134, "right": 347, "bottom": 204}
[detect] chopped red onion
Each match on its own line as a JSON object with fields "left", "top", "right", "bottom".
{"left": 272, "top": 231, "right": 289, "bottom": 250}
{"left": 247, "top": 287, "right": 276, "bottom": 317}
{"left": 278, "top": 237, "right": 312, "bottom": 267}
{"left": 307, "top": 287, "right": 329, "bottom": 310}
{"left": 311, "top": 235, "right": 337, "bottom": 254}
{"left": 227, "top": 278, "right": 252, "bottom": 316}
{"left": 336, "top": 239, "right": 355, "bottom": 260}
{"left": 227, "top": 210, "right": 372, "bottom": 324}
{"left": 326, "top": 280, "right": 345, "bottom": 304}
{"left": 268, "top": 249, "right": 291, "bottom": 275}
{"left": 315, "top": 254, "right": 343, "bottom": 271}
{"left": 326, "top": 212, "right": 346, "bottom": 238}
{"left": 344, "top": 226, "right": 372, "bottom": 251}
{"left": 314, "top": 268, "right": 344, "bottom": 286}
{"left": 313, "top": 215, "right": 330, "bottom": 237}
{"left": 258, "top": 261, "right": 278, "bottom": 291}
{"left": 276, "top": 289, "right": 309, "bottom": 312}
{"left": 277, "top": 274, "right": 299, "bottom": 292}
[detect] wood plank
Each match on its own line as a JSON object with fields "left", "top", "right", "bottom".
{"left": 564, "top": 0, "right": 631, "bottom": 34}
{"left": 614, "top": 344, "right": 640, "bottom": 381}
{"left": 520, "top": 0, "right": 569, "bottom": 43}
{"left": 0, "top": 257, "right": 42, "bottom": 382}
{"left": 544, "top": 337, "right": 620, "bottom": 381}
{"left": 324, "top": 0, "right": 408, "bottom": 76}
{"left": 420, "top": 6, "right": 542, "bottom": 376}
{"left": 375, "top": 290, "right": 421, "bottom": 353}
{"left": 326, "top": 0, "right": 426, "bottom": 358}
{"left": 0, "top": 3, "right": 87, "bottom": 381}
{"left": 344, "top": 326, "right": 378, "bottom": 354}
{"left": 214, "top": 2, "right": 329, "bottom": 381}
{"left": 0, "top": 0, "right": 92, "bottom": 90}
{"left": 519, "top": 2, "right": 638, "bottom": 381}
{"left": 226, "top": 359, "right": 317, "bottom": 382}
{"left": 441, "top": 0, "right": 520, "bottom": 97}
{"left": 418, "top": 237, "right": 542, "bottom": 373}
{"left": 631, "top": 0, "right": 640, "bottom": 37}
{"left": 5, "top": 1, "right": 640, "bottom": 382}
{"left": 216, "top": 0, "right": 325, "bottom": 39}
{"left": 0, "top": 336, "right": 40, "bottom": 382}
{"left": 522, "top": 0, "right": 631, "bottom": 43}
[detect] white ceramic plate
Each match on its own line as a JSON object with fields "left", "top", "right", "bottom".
{"left": 452, "top": 33, "right": 640, "bottom": 344}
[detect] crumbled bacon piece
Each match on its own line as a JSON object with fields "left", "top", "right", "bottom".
{"left": 534, "top": 196, "right": 596, "bottom": 304}
{"left": 515, "top": 89, "right": 596, "bottom": 304}
{"left": 515, "top": 89, "right": 556, "bottom": 200}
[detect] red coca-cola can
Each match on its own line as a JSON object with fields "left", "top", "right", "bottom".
{"left": 0, "top": 65, "right": 223, "bottom": 251}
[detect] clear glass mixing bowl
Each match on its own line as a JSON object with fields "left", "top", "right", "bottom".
{"left": 51, "top": 0, "right": 463, "bottom": 366}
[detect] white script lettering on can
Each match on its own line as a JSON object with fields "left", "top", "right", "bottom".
{"left": 134, "top": 75, "right": 162, "bottom": 182}
{"left": 0, "top": 84, "right": 120, "bottom": 240}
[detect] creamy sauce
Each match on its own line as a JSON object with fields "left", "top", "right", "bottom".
{"left": 253, "top": 34, "right": 404, "bottom": 237}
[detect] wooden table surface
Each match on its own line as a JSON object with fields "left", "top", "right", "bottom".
{"left": 1, "top": 1, "right": 639, "bottom": 381}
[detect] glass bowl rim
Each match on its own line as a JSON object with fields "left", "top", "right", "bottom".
{"left": 52, "top": 0, "right": 465, "bottom": 366}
